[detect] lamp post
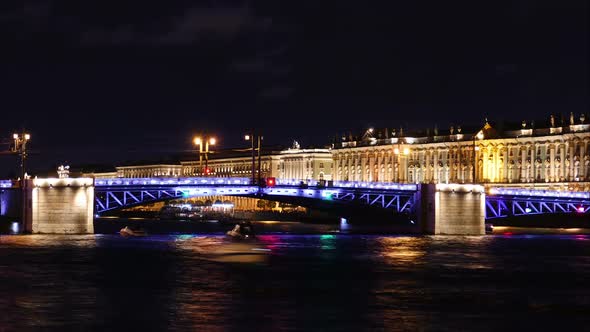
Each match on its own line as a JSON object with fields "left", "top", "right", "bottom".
{"left": 245, "top": 133, "right": 263, "bottom": 185}
{"left": 473, "top": 131, "right": 484, "bottom": 183}
{"left": 12, "top": 131, "right": 31, "bottom": 232}
{"left": 393, "top": 146, "right": 400, "bottom": 182}
{"left": 194, "top": 136, "right": 216, "bottom": 176}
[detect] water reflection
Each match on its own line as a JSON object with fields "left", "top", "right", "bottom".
{"left": 374, "top": 237, "right": 426, "bottom": 264}
{"left": 1, "top": 233, "right": 590, "bottom": 330}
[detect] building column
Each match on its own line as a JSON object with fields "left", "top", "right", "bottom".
{"left": 581, "top": 140, "right": 587, "bottom": 181}
{"left": 433, "top": 149, "right": 439, "bottom": 183}
{"left": 559, "top": 143, "right": 566, "bottom": 182}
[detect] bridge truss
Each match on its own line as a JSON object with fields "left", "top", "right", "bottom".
{"left": 95, "top": 186, "right": 258, "bottom": 213}
{"left": 485, "top": 194, "right": 589, "bottom": 219}
{"left": 94, "top": 177, "right": 419, "bottom": 214}
{"left": 330, "top": 190, "right": 415, "bottom": 212}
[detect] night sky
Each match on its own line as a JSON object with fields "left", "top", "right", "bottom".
{"left": 0, "top": 0, "right": 587, "bottom": 176}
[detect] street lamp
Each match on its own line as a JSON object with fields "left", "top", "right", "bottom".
{"left": 473, "top": 131, "right": 484, "bottom": 183}
{"left": 12, "top": 132, "right": 31, "bottom": 182}
{"left": 194, "top": 136, "right": 216, "bottom": 176}
{"left": 12, "top": 131, "right": 31, "bottom": 232}
{"left": 245, "top": 133, "right": 263, "bottom": 185}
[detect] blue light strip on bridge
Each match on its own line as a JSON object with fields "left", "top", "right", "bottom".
{"left": 94, "top": 177, "right": 418, "bottom": 191}
{"left": 95, "top": 177, "right": 251, "bottom": 186}
{"left": 0, "top": 180, "right": 13, "bottom": 188}
{"left": 489, "top": 188, "right": 590, "bottom": 200}
{"left": 332, "top": 181, "right": 417, "bottom": 191}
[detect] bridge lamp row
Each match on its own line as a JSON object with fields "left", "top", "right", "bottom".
{"left": 33, "top": 178, "right": 94, "bottom": 187}
{"left": 436, "top": 184, "right": 484, "bottom": 193}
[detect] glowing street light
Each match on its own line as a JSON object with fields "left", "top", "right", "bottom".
{"left": 12, "top": 132, "right": 31, "bottom": 180}
{"left": 473, "top": 130, "right": 484, "bottom": 183}
{"left": 194, "top": 135, "right": 216, "bottom": 176}
{"left": 245, "top": 133, "right": 263, "bottom": 185}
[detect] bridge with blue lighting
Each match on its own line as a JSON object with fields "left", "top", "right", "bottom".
{"left": 2, "top": 177, "right": 589, "bottom": 234}
{"left": 485, "top": 188, "right": 589, "bottom": 218}
{"left": 93, "top": 177, "right": 418, "bottom": 215}
{"left": 90, "top": 177, "right": 590, "bottom": 219}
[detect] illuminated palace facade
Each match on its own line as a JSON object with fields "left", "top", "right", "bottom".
{"left": 94, "top": 145, "right": 333, "bottom": 181}
{"left": 332, "top": 114, "right": 590, "bottom": 189}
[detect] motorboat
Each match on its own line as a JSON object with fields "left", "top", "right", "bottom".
{"left": 485, "top": 223, "right": 494, "bottom": 234}
{"left": 226, "top": 222, "right": 256, "bottom": 240}
{"left": 120, "top": 226, "right": 147, "bottom": 237}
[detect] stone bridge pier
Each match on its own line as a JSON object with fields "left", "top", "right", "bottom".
{"left": 25, "top": 178, "right": 94, "bottom": 234}
{"left": 415, "top": 183, "right": 486, "bottom": 235}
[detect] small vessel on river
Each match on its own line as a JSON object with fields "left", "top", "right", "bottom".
{"left": 120, "top": 226, "right": 148, "bottom": 237}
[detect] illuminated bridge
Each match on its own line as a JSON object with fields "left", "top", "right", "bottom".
{"left": 3, "top": 178, "right": 589, "bottom": 220}
{"left": 2, "top": 178, "right": 589, "bottom": 235}
{"left": 92, "top": 177, "right": 590, "bottom": 220}
{"left": 93, "top": 177, "right": 418, "bottom": 215}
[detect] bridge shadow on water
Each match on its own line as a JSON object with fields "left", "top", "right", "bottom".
{"left": 94, "top": 216, "right": 420, "bottom": 236}
{"left": 489, "top": 213, "right": 590, "bottom": 229}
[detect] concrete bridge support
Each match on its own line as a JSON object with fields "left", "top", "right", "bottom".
{"left": 417, "top": 183, "right": 485, "bottom": 235}
{"left": 26, "top": 178, "right": 94, "bottom": 234}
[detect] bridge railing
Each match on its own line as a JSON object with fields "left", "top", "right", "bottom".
{"left": 95, "top": 177, "right": 251, "bottom": 186}
{"left": 488, "top": 187, "right": 590, "bottom": 199}
{"left": 94, "top": 177, "right": 419, "bottom": 191}
{"left": 331, "top": 181, "right": 417, "bottom": 191}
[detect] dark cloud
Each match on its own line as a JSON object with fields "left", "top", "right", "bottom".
{"left": 0, "top": 1, "right": 51, "bottom": 22}
{"left": 0, "top": 0, "right": 587, "bottom": 176}
{"left": 79, "top": 5, "right": 258, "bottom": 46}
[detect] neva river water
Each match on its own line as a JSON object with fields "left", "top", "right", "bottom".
{"left": 1, "top": 224, "right": 590, "bottom": 331}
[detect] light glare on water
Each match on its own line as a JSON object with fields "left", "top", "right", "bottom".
{"left": 1, "top": 227, "right": 590, "bottom": 331}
